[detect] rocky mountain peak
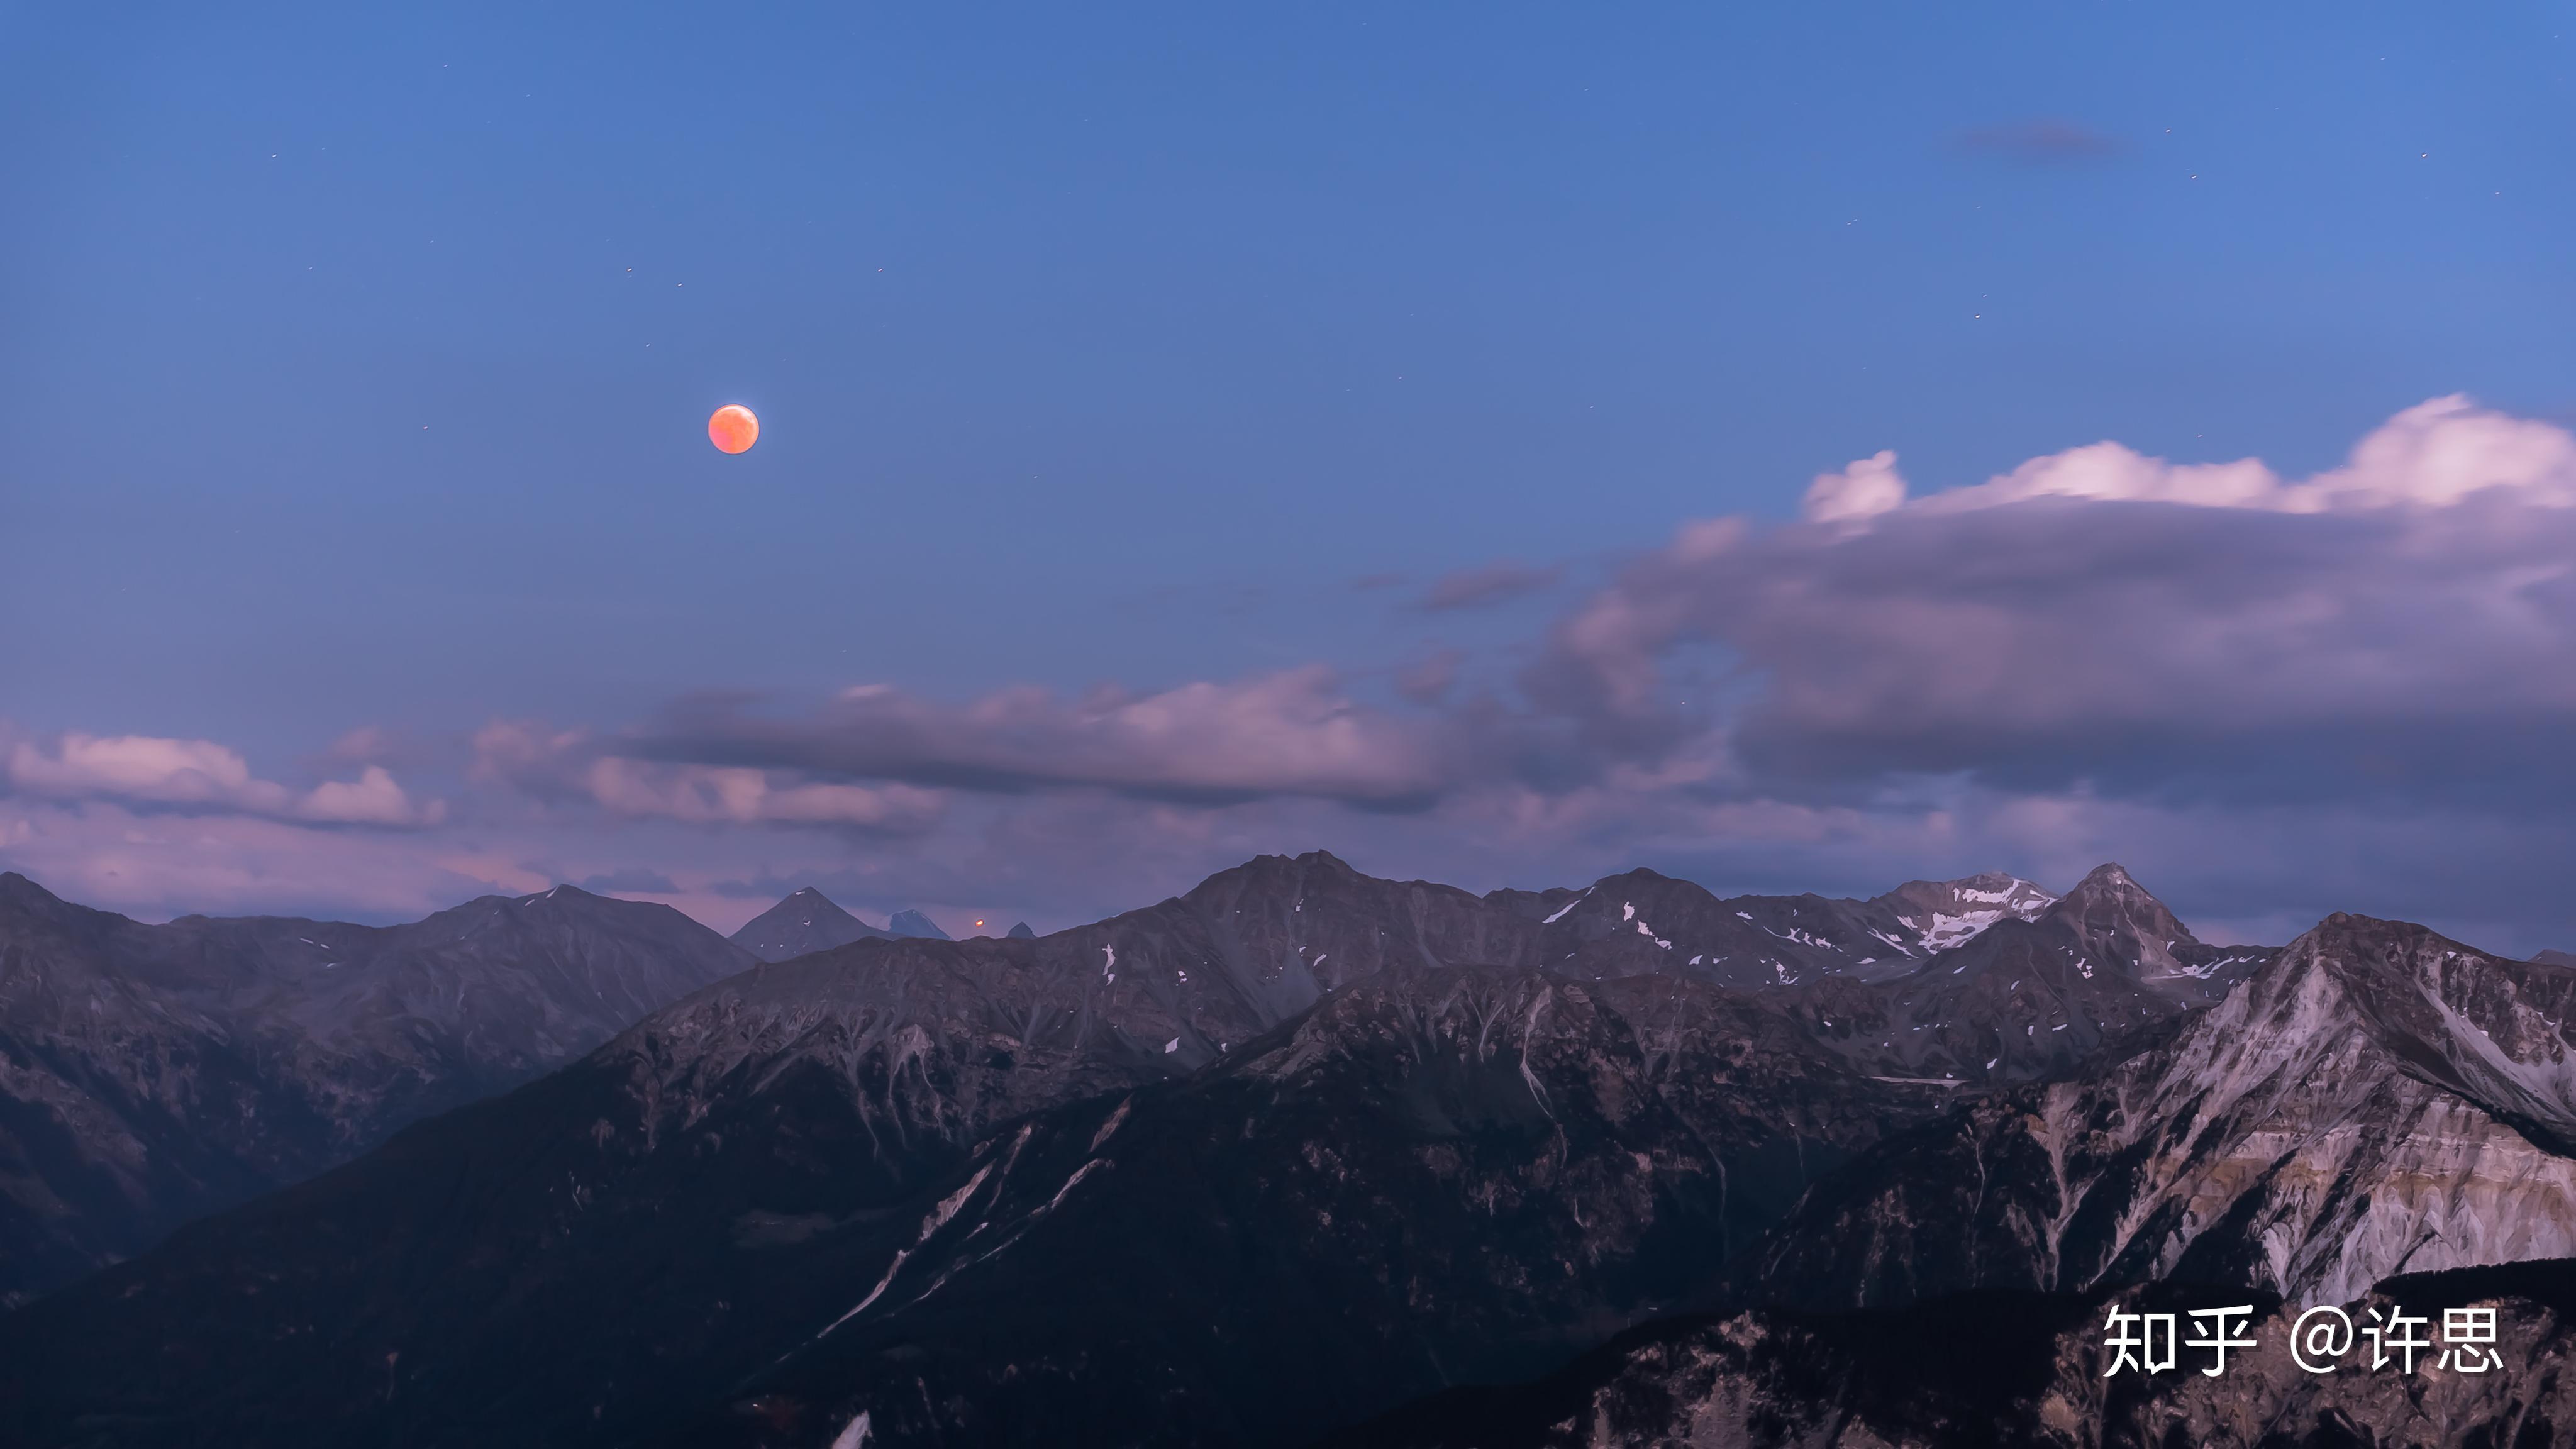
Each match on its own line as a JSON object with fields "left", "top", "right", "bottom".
{"left": 2277, "top": 913, "right": 2576, "bottom": 1149}
{"left": 0, "top": 870, "right": 53, "bottom": 904}
{"left": 1753, "top": 908, "right": 2576, "bottom": 1316}
{"left": 1179, "top": 849, "right": 1378, "bottom": 914}
{"left": 729, "top": 887, "right": 888, "bottom": 962}
{"left": 417, "top": 886, "right": 727, "bottom": 958}
{"left": 1872, "top": 870, "right": 2057, "bottom": 952}
{"left": 0, "top": 871, "right": 98, "bottom": 935}
{"left": 2053, "top": 861, "right": 2161, "bottom": 913}
{"left": 2039, "top": 861, "right": 2198, "bottom": 976}
{"left": 1953, "top": 868, "right": 2046, "bottom": 897}
{"left": 885, "top": 909, "right": 951, "bottom": 941}
{"left": 443, "top": 883, "right": 614, "bottom": 927}
{"left": 1597, "top": 865, "right": 1681, "bottom": 887}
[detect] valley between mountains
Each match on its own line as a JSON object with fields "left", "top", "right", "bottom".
{"left": 3, "top": 852, "right": 2572, "bottom": 1448}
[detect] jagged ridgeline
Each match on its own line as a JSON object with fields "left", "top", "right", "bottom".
{"left": 1, "top": 852, "right": 2570, "bottom": 1449}
{"left": 0, "top": 874, "right": 757, "bottom": 1307}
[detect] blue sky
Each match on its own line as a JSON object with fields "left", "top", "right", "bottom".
{"left": 4, "top": 4, "right": 2574, "bottom": 949}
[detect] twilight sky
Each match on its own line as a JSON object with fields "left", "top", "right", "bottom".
{"left": 5, "top": 4, "right": 2575, "bottom": 952}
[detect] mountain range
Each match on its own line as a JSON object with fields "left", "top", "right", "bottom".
{"left": 0, "top": 873, "right": 753, "bottom": 1307}
{"left": 2, "top": 852, "right": 2572, "bottom": 1446}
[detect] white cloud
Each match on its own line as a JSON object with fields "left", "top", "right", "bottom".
{"left": 4, "top": 732, "right": 442, "bottom": 827}
{"left": 1919, "top": 396, "right": 2576, "bottom": 517}
{"left": 1531, "top": 396, "right": 2576, "bottom": 814}
{"left": 1802, "top": 450, "right": 1907, "bottom": 525}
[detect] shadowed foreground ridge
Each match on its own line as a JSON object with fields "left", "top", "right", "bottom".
{"left": 1330, "top": 1262, "right": 2576, "bottom": 1449}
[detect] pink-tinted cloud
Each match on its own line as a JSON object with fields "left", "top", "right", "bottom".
{"left": 0, "top": 801, "right": 496, "bottom": 921}
{"left": 1394, "top": 648, "right": 1465, "bottom": 705}
{"left": 1801, "top": 450, "right": 1906, "bottom": 525}
{"left": 470, "top": 721, "right": 945, "bottom": 834}
{"left": 630, "top": 665, "right": 1460, "bottom": 808}
{"left": 1535, "top": 396, "right": 2576, "bottom": 807}
{"left": 582, "top": 758, "right": 944, "bottom": 831}
{"left": 4, "top": 730, "right": 443, "bottom": 827}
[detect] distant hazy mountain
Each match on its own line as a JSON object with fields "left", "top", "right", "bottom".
{"left": 728, "top": 887, "right": 892, "bottom": 962}
{"left": 885, "top": 908, "right": 950, "bottom": 940}
{"left": 0, "top": 874, "right": 753, "bottom": 1306}
{"left": 2538, "top": 948, "right": 2576, "bottom": 967}
{"left": 1006, "top": 921, "right": 1036, "bottom": 940}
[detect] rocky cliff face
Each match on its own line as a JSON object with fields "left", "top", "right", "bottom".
{"left": 669, "top": 971, "right": 1751, "bottom": 1449}
{"left": 0, "top": 873, "right": 753, "bottom": 1304}
{"left": 1750, "top": 913, "right": 2576, "bottom": 1312}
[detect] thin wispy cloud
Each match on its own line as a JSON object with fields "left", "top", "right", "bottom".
{"left": 1414, "top": 560, "right": 1563, "bottom": 612}
{"left": 482, "top": 667, "right": 1463, "bottom": 812}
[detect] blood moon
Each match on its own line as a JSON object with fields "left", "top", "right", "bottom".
{"left": 707, "top": 404, "right": 760, "bottom": 455}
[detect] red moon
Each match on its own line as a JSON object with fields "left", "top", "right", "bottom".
{"left": 708, "top": 404, "right": 759, "bottom": 455}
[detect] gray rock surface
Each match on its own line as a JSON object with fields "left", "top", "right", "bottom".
{"left": 1752, "top": 913, "right": 2576, "bottom": 1311}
